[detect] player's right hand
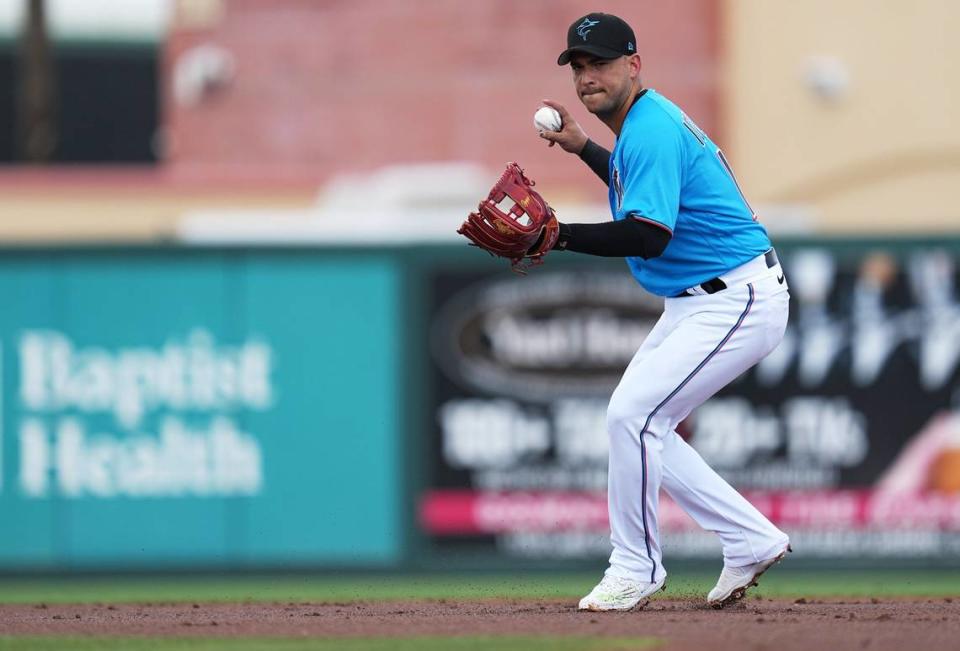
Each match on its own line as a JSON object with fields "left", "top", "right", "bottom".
{"left": 538, "top": 99, "right": 589, "bottom": 155}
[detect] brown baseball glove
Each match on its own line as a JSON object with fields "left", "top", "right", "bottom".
{"left": 457, "top": 162, "right": 559, "bottom": 272}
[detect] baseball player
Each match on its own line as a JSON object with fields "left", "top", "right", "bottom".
{"left": 539, "top": 13, "right": 792, "bottom": 610}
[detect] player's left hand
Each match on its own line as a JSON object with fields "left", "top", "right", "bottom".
{"left": 538, "top": 99, "right": 589, "bottom": 154}
{"left": 457, "top": 162, "right": 559, "bottom": 273}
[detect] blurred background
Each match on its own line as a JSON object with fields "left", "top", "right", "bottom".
{"left": 1, "top": 0, "right": 959, "bottom": 575}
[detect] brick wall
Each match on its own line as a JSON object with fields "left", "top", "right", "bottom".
{"left": 164, "top": 0, "right": 719, "bottom": 198}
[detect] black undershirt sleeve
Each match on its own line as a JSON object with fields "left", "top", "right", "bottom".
{"left": 554, "top": 217, "right": 672, "bottom": 259}
{"left": 578, "top": 139, "right": 612, "bottom": 186}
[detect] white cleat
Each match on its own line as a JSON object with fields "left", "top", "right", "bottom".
{"left": 707, "top": 544, "right": 792, "bottom": 609}
{"left": 578, "top": 574, "right": 667, "bottom": 612}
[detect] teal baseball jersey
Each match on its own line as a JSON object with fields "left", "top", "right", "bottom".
{"left": 609, "top": 89, "right": 772, "bottom": 297}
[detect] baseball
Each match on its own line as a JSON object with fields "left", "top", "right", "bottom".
{"left": 533, "top": 106, "right": 562, "bottom": 132}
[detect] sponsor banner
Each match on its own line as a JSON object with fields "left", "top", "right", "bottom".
{"left": 430, "top": 270, "right": 663, "bottom": 403}
{"left": 421, "top": 489, "right": 960, "bottom": 534}
{"left": 422, "top": 246, "right": 960, "bottom": 558}
{"left": 16, "top": 329, "right": 269, "bottom": 500}
{"left": 0, "top": 251, "right": 402, "bottom": 568}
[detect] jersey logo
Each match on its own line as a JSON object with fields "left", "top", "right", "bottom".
{"left": 576, "top": 18, "right": 600, "bottom": 40}
{"left": 613, "top": 165, "right": 624, "bottom": 211}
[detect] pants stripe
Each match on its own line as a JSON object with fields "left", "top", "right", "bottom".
{"left": 637, "top": 283, "right": 756, "bottom": 583}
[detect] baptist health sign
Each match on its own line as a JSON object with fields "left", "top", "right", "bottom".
{"left": 0, "top": 251, "right": 402, "bottom": 570}
{"left": 13, "top": 329, "right": 270, "bottom": 499}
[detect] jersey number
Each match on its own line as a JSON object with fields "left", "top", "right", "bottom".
{"left": 683, "top": 113, "right": 759, "bottom": 222}
{"left": 716, "top": 149, "right": 758, "bottom": 222}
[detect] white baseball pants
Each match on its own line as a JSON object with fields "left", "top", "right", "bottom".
{"left": 605, "top": 253, "right": 791, "bottom": 584}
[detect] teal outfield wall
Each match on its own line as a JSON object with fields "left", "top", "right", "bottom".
{"left": 0, "top": 249, "right": 403, "bottom": 570}
{"left": 2, "top": 238, "right": 960, "bottom": 571}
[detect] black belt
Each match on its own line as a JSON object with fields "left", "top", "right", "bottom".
{"left": 675, "top": 248, "right": 779, "bottom": 297}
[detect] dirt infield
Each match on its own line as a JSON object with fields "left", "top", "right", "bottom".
{"left": 2, "top": 597, "right": 958, "bottom": 650}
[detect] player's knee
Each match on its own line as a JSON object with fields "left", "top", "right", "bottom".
{"left": 607, "top": 382, "right": 669, "bottom": 440}
{"left": 606, "top": 391, "right": 650, "bottom": 438}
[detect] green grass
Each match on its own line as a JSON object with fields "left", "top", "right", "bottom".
{"left": 0, "top": 573, "right": 599, "bottom": 604}
{"left": 0, "top": 637, "right": 658, "bottom": 651}
{"left": 0, "top": 570, "right": 957, "bottom": 605}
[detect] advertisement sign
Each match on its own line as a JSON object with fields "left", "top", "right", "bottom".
{"left": 421, "top": 247, "right": 960, "bottom": 559}
{"left": 0, "top": 252, "right": 402, "bottom": 569}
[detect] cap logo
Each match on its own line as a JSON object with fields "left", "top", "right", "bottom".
{"left": 576, "top": 18, "right": 600, "bottom": 41}
{"left": 627, "top": 42, "right": 635, "bottom": 52}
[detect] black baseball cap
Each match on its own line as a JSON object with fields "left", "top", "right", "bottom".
{"left": 557, "top": 13, "right": 637, "bottom": 65}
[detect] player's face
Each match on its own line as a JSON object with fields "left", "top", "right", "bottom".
{"left": 570, "top": 53, "right": 639, "bottom": 117}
